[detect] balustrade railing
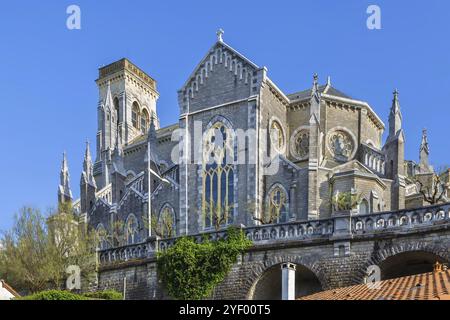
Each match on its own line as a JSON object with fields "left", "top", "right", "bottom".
{"left": 98, "top": 204, "right": 450, "bottom": 266}
{"left": 351, "top": 203, "right": 450, "bottom": 234}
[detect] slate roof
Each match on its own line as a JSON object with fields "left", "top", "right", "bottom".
{"left": 287, "top": 84, "right": 353, "bottom": 101}
{"left": 299, "top": 267, "right": 450, "bottom": 300}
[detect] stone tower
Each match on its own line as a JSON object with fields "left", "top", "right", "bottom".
{"left": 94, "top": 58, "right": 160, "bottom": 189}
{"left": 383, "top": 90, "right": 406, "bottom": 210}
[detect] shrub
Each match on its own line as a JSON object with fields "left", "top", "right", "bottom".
{"left": 83, "top": 290, "right": 123, "bottom": 300}
{"left": 19, "top": 290, "right": 87, "bottom": 300}
{"left": 157, "top": 227, "right": 252, "bottom": 300}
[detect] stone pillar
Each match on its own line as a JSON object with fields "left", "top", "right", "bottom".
{"left": 281, "top": 263, "right": 296, "bottom": 300}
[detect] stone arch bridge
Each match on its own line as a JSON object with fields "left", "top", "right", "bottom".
{"left": 96, "top": 203, "right": 450, "bottom": 300}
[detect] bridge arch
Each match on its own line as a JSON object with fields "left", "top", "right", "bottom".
{"left": 245, "top": 255, "right": 326, "bottom": 300}
{"left": 358, "top": 242, "right": 449, "bottom": 282}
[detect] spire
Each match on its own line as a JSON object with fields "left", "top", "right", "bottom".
{"left": 82, "top": 141, "right": 96, "bottom": 188}
{"left": 419, "top": 128, "right": 431, "bottom": 172}
{"left": 58, "top": 152, "right": 73, "bottom": 204}
{"left": 388, "top": 89, "right": 402, "bottom": 139}
{"left": 105, "top": 80, "right": 113, "bottom": 109}
{"left": 217, "top": 28, "right": 224, "bottom": 42}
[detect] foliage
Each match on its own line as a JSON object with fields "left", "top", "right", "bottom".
{"left": 331, "top": 192, "right": 362, "bottom": 211}
{"left": 83, "top": 290, "right": 123, "bottom": 300}
{"left": 0, "top": 206, "right": 97, "bottom": 294}
{"left": 157, "top": 227, "right": 252, "bottom": 300}
{"left": 18, "top": 289, "right": 123, "bottom": 300}
{"left": 58, "top": 201, "right": 73, "bottom": 215}
{"left": 18, "top": 290, "right": 88, "bottom": 300}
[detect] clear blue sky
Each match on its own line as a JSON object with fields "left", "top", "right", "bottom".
{"left": 1, "top": 0, "right": 449, "bottom": 231}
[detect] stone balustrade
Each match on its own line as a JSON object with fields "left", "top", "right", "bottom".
{"left": 244, "top": 219, "right": 334, "bottom": 242}
{"left": 98, "top": 203, "right": 450, "bottom": 266}
{"left": 351, "top": 203, "right": 450, "bottom": 234}
{"left": 98, "top": 241, "right": 156, "bottom": 265}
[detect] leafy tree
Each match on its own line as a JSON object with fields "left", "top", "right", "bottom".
{"left": 157, "top": 227, "right": 252, "bottom": 300}
{"left": 0, "top": 206, "right": 97, "bottom": 294}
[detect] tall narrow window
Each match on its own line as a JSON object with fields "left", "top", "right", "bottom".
{"left": 132, "top": 102, "right": 140, "bottom": 129}
{"left": 267, "top": 184, "right": 289, "bottom": 223}
{"left": 114, "top": 97, "right": 120, "bottom": 128}
{"left": 141, "top": 109, "right": 149, "bottom": 134}
{"left": 125, "top": 214, "right": 139, "bottom": 245}
{"left": 202, "top": 121, "right": 235, "bottom": 229}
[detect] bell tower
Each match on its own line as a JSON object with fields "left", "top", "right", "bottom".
{"left": 94, "top": 58, "right": 160, "bottom": 188}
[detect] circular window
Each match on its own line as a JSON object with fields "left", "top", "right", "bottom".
{"left": 291, "top": 129, "right": 310, "bottom": 160}
{"left": 327, "top": 129, "right": 355, "bottom": 162}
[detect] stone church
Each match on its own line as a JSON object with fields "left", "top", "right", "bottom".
{"left": 57, "top": 30, "right": 447, "bottom": 249}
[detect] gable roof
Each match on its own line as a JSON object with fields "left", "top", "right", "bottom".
{"left": 0, "top": 280, "right": 20, "bottom": 298}
{"left": 179, "top": 40, "right": 260, "bottom": 93}
{"left": 299, "top": 268, "right": 450, "bottom": 300}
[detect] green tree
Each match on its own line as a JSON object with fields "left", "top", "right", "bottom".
{"left": 0, "top": 206, "right": 97, "bottom": 294}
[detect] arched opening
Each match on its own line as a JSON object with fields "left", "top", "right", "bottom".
{"left": 141, "top": 108, "right": 149, "bottom": 134}
{"left": 359, "top": 199, "right": 370, "bottom": 215}
{"left": 132, "top": 102, "right": 140, "bottom": 129}
{"left": 250, "top": 264, "right": 322, "bottom": 300}
{"left": 380, "top": 251, "right": 448, "bottom": 280}
{"left": 113, "top": 97, "right": 120, "bottom": 128}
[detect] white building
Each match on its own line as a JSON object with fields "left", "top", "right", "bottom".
{"left": 0, "top": 280, "right": 19, "bottom": 300}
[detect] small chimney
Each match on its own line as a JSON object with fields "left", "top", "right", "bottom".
{"left": 434, "top": 261, "right": 445, "bottom": 273}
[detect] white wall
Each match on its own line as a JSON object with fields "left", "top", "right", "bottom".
{"left": 0, "top": 281, "right": 16, "bottom": 300}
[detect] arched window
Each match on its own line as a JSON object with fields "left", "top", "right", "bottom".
{"left": 125, "top": 214, "right": 139, "bottom": 245}
{"left": 202, "top": 120, "right": 235, "bottom": 229}
{"left": 266, "top": 184, "right": 289, "bottom": 223}
{"left": 359, "top": 199, "right": 370, "bottom": 215}
{"left": 270, "top": 120, "right": 285, "bottom": 153}
{"left": 132, "top": 102, "right": 140, "bottom": 129}
{"left": 158, "top": 205, "right": 176, "bottom": 238}
{"left": 96, "top": 224, "right": 108, "bottom": 250}
{"left": 113, "top": 97, "right": 120, "bottom": 128}
{"left": 141, "top": 109, "right": 149, "bottom": 134}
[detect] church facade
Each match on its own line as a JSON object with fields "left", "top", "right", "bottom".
{"left": 57, "top": 31, "right": 448, "bottom": 249}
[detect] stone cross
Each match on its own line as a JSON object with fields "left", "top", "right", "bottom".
{"left": 217, "top": 28, "right": 224, "bottom": 42}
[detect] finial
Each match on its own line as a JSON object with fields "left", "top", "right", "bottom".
{"left": 313, "top": 73, "right": 318, "bottom": 83}
{"left": 327, "top": 76, "right": 331, "bottom": 86}
{"left": 217, "top": 28, "right": 224, "bottom": 42}
{"left": 393, "top": 88, "right": 399, "bottom": 99}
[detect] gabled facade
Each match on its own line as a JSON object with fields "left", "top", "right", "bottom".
{"left": 60, "top": 31, "right": 444, "bottom": 249}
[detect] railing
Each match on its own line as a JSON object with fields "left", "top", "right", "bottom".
{"left": 96, "top": 184, "right": 112, "bottom": 204}
{"left": 351, "top": 203, "right": 450, "bottom": 234}
{"left": 98, "top": 204, "right": 450, "bottom": 266}
{"left": 98, "top": 241, "right": 156, "bottom": 265}
{"left": 244, "top": 219, "right": 334, "bottom": 242}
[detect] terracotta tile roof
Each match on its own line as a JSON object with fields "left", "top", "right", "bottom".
{"left": 0, "top": 280, "right": 20, "bottom": 298}
{"left": 300, "top": 268, "right": 450, "bottom": 300}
